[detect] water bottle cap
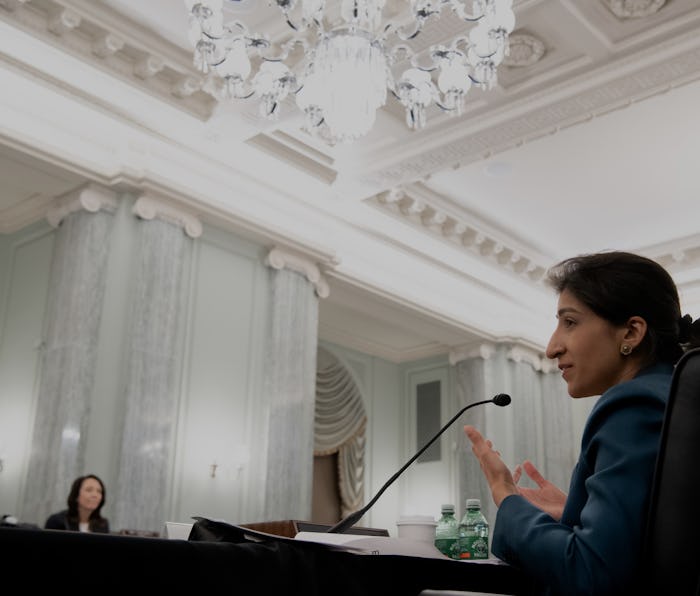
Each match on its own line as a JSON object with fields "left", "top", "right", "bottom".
{"left": 441, "top": 504, "right": 455, "bottom": 513}
{"left": 466, "top": 498, "right": 481, "bottom": 508}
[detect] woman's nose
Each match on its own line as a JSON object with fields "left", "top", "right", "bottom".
{"left": 545, "top": 333, "right": 562, "bottom": 360}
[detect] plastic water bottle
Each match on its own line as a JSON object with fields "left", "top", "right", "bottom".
{"left": 434, "top": 503, "right": 460, "bottom": 559}
{"left": 457, "top": 498, "right": 489, "bottom": 560}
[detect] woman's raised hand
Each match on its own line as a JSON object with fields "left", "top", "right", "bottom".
{"left": 513, "top": 459, "right": 567, "bottom": 521}
{"left": 464, "top": 425, "right": 519, "bottom": 507}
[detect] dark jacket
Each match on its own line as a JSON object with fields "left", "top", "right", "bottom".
{"left": 45, "top": 509, "right": 110, "bottom": 533}
{"left": 491, "top": 363, "right": 673, "bottom": 596}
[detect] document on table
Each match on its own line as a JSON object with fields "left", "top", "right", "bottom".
{"left": 294, "top": 531, "right": 449, "bottom": 558}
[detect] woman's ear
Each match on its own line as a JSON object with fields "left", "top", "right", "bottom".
{"left": 623, "top": 316, "right": 647, "bottom": 349}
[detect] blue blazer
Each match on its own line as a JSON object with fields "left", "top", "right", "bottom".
{"left": 492, "top": 363, "right": 672, "bottom": 596}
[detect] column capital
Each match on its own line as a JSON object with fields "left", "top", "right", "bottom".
{"left": 46, "top": 183, "right": 118, "bottom": 228}
{"left": 265, "top": 247, "right": 330, "bottom": 298}
{"left": 449, "top": 342, "right": 497, "bottom": 365}
{"left": 132, "top": 193, "right": 202, "bottom": 238}
{"left": 450, "top": 340, "right": 555, "bottom": 372}
{"left": 506, "top": 345, "right": 549, "bottom": 372}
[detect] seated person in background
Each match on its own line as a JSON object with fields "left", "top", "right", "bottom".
{"left": 464, "top": 251, "right": 700, "bottom": 595}
{"left": 45, "top": 474, "right": 110, "bottom": 533}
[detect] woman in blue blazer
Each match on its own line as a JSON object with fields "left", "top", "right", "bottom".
{"left": 465, "top": 251, "right": 700, "bottom": 595}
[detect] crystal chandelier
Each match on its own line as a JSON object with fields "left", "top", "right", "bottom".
{"left": 185, "top": 0, "right": 515, "bottom": 144}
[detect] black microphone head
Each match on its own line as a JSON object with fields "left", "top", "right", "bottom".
{"left": 493, "top": 393, "right": 511, "bottom": 407}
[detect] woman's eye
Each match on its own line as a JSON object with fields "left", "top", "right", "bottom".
{"left": 563, "top": 318, "right": 576, "bottom": 328}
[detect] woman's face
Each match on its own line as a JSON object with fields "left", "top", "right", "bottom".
{"left": 545, "top": 289, "right": 635, "bottom": 398}
{"left": 77, "top": 477, "right": 103, "bottom": 513}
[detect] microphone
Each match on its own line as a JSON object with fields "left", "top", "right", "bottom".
{"left": 326, "top": 393, "right": 511, "bottom": 533}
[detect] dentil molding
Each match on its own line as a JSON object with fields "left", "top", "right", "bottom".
{"left": 372, "top": 185, "right": 548, "bottom": 283}
{"left": 0, "top": 0, "right": 213, "bottom": 118}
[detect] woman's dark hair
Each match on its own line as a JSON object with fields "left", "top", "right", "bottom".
{"left": 66, "top": 474, "right": 108, "bottom": 531}
{"left": 546, "top": 251, "right": 700, "bottom": 365}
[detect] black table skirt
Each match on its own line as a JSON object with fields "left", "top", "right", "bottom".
{"left": 1, "top": 525, "right": 535, "bottom": 595}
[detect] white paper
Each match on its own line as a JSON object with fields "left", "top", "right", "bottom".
{"left": 294, "top": 532, "right": 450, "bottom": 559}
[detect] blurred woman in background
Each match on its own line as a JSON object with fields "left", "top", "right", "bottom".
{"left": 45, "top": 473, "right": 110, "bottom": 533}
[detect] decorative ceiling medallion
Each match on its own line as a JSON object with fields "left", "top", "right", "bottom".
{"left": 602, "top": 0, "right": 666, "bottom": 19}
{"left": 502, "top": 33, "right": 545, "bottom": 67}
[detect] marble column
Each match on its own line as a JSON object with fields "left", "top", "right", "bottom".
{"left": 450, "top": 342, "right": 570, "bottom": 527}
{"left": 20, "top": 184, "right": 118, "bottom": 525}
{"left": 451, "top": 343, "right": 494, "bottom": 523}
{"left": 262, "top": 247, "right": 328, "bottom": 521}
{"left": 112, "top": 194, "right": 201, "bottom": 533}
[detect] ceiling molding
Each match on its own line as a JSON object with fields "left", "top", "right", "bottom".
{"left": 0, "top": 0, "right": 214, "bottom": 119}
{"left": 369, "top": 184, "right": 550, "bottom": 284}
{"left": 358, "top": 39, "right": 700, "bottom": 189}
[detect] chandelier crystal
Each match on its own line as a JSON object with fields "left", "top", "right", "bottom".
{"left": 185, "top": 0, "right": 515, "bottom": 144}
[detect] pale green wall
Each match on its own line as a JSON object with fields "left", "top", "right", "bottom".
{"left": 0, "top": 221, "right": 54, "bottom": 518}
{"left": 0, "top": 201, "right": 274, "bottom": 527}
{"left": 170, "top": 223, "right": 270, "bottom": 525}
{"left": 0, "top": 206, "right": 459, "bottom": 534}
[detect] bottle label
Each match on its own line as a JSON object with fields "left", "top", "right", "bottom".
{"left": 434, "top": 537, "right": 460, "bottom": 559}
{"left": 458, "top": 535, "right": 489, "bottom": 559}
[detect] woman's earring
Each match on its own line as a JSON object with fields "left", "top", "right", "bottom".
{"left": 620, "top": 344, "right": 632, "bottom": 356}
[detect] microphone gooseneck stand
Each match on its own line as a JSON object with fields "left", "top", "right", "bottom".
{"left": 326, "top": 393, "right": 511, "bottom": 533}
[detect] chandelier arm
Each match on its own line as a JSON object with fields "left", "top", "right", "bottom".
{"left": 246, "top": 37, "right": 272, "bottom": 55}
{"left": 408, "top": 55, "right": 440, "bottom": 72}
{"left": 434, "top": 99, "right": 458, "bottom": 113}
{"left": 283, "top": 15, "right": 316, "bottom": 33}
{"left": 225, "top": 20, "right": 250, "bottom": 36}
{"left": 200, "top": 19, "right": 249, "bottom": 42}
{"left": 387, "top": 43, "right": 414, "bottom": 66}
{"left": 228, "top": 87, "right": 256, "bottom": 100}
{"left": 468, "top": 73, "right": 491, "bottom": 86}
{"left": 282, "top": 14, "right": 324, "bottom": 34}
{"left": 313, "top": 17, "right": 326, "bottom": 35}
{"left": 212, "top": 76, "right": 256, "bottom": 101}
{"left": 204, "top": 54, "right": 227, "bottom": 68}
{"left": 257, "top": 37, "right": 308, "bottom": 62}
{"left": 448, "top": 0, "right": 485, "bottom": 21}
{"left": 390, "top": 21, "right": 424, "bottom": 42}
{"left": 450, "top": 36, "right": 471, "bottom": 52}
{"left": 470, "top": 47, "right": 502, "bottom": 60}
{"left": 455, "top": 13, "right": 484, "bottom": 23}
{"left": 272, "top": 0, "right": 325, "bottom": 35}
{"left": 200, "top": 29, "right": 217, "bottom": 41}
{"left": 281, "top": 37, "right": 309, "bottom": 60}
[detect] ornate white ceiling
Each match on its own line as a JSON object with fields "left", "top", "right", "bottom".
{"left": 1, "top": 0, "right": 700, "bottom": 362}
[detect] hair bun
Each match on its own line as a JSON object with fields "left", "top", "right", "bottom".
{"left": 679, "top": 314, "right": 695, "bottom": 344}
